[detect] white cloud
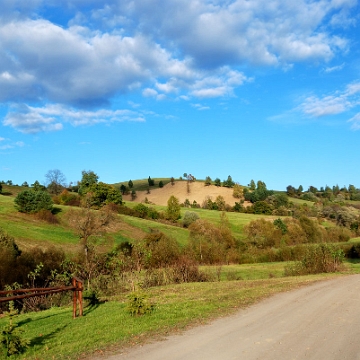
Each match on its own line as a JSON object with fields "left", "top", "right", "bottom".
{"left": 299, "top": 81, "right": 360, "bottom": 118}
{"left": 109, "top": 0, "right": 355, "bottom": 68}
{"left": 3, "top": 104, "right": 145, "bottom": 133}
{"left": 323, "top": 63, "right": 345, "bottom": 72}
{"left": 348, "top": 113, "right": 360, "bottom": 130}
{"left": 300, "top": 95, "right": 350, "bottom": 117}
{"left": 192, "top": 103, "right": 210, "bottom": 111}
{"left": 143, "top": 88, "right": 159, "bottom": 98}
{"left": 0, "top": 137, "right": 26, "bottom": 150}
{"left": 0, "top": 0, "right": 358, "bottom": 133}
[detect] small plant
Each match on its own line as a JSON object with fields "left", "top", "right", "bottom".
{"left": 126, "top": 292, "right": 155, "bottom": 316}
{"left": 1, "top": 302, "right": 29, "bottom": 357}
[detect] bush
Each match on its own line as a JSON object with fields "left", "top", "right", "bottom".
{"left": 53, "top": 190, "right": 80, "bottom": 206}
{"left": 325, "top": 226, "right": 352, "bottom": 243}
{"left": 298, "top": 216, "right": 324, "bottom": 243}
{"left": 300, "top": 192, "right": 318, "bottom": 202}
{"left": 182, "top": 211, "right": 200, "bottom": 228}
{"left": 284, "top": 243, "right": 345, "bottom": 275}
{"left": 14, "top": 190, "right": 53, "bottom": 213}
{"left": 144, "top": 232, "right": 180, "bottom": 268}
{"left": 244, "top": 218, "right": 282, "bottom": 248}
{"left": 1, "top": 302, "right": 29, "bottom": 357}
{"left": 126, "top": 292, "right": 154, "bottom": 316}
{"left": 133, "top": 203, "right": 149, "bottom": 218}
{"left": 33, "top": 209, "right": 59, "bottom": 224}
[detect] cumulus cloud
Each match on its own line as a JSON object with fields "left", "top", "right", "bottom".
{"left": 0, "top": 0, "right": 358, "bottom": 133}
{"left": 3, "top": 104, "right": 145, "bottom": 133}
{"left": 108, "top": 0, "right": 354, "bottom": 67}
{"left": 299, "top": 82, "right": 360, "bottom": 118}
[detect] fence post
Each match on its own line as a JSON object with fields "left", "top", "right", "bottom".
{"left": 77, "top": 279, "right": 83, "bottom": 317}
{"left": 72, "top": 278, "right": 77, "bottom": 319}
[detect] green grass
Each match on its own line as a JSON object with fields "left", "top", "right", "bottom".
{"left": 288, "top": 197, "right": 315, "bottom": 206}
{"left": 0, "top": 270, "right": 350, "bottom": 360}
{"left": 119, "top": 214, "right": 189, "bottom": 246}
{"left": 0, "top": 196, "right": 78, "bottom": 248}
{"left": 123, "top": 201, "right": 273, "bottom": 241}
{"left": 202, "top": 262, "right": 288, "bottom": 281}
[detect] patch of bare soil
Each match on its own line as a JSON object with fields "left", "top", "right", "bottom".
{"left": 122, "top": 181, "right": 239, "bottom": 207}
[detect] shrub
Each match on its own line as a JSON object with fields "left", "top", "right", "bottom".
{"left": 53, "top": 190, "right": 80, "bottom": 206}
{"left": 300, "top": 192, "right": 318, "bottom": 202}
{"left": 0, "top": 229, "right": 21, "bottom": 258}
{"left": 284, "top": 243, "right": 345, "bottom": 275}
{"left": 133, "top": 203, "right": 149, "bottom": 218}
{"left": 187, "top": 219, "right": 236, "bottom": 264}
{"left": 298, "top": 216, "right": 324, "bottom": 243}
{"left": 325, "top": 226, "right": 352, "bottom": 243}
{"left": 33, "top": 209, "right": 59, "bottom": 224}
{"left": 14, "top": 190, "right": 53, "bottom": 213}
{"left": 126, "top": 292, "right": 155, "bottom": 316}
{"left": 244, "top": 218, "right": 282, "bottom": 248}
{"left": 144, "top": 231, "right": 180, "bottom": 268}
{"left": 253, "top": 201, "right": 273, "bottom": 214}
{"left": 232, "top": 184, "right": 243, "bottom": 199}
{"left": 182, "top": 211, "right": 200, "bottom": 228}
{"left": 1, "top": 302, "right": 29, "bottom": 357}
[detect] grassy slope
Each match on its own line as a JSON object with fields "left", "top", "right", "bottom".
{"left": 2, "top": 184, "right": 360, "bottom": 358}
{"left": 1, "top": 187, "right": 276, "bottom": 250}
{"left": 1, "top": 271, "right": 355, "bottom": 360}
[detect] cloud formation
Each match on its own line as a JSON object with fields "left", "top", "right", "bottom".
{"left": 298, "top": 81, "right": 360, "bottom": 127}
{"left": 3, "top": 104, "right": 145, "bottom": 133}
{"left": 0, "top": 0, "right": 358, "bottom": 132}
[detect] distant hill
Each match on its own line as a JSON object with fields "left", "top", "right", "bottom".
{"left": 122, "top": 180, "right": 241, "bottom": 207}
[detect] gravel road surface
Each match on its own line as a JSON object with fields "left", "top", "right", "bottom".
{"left": 104, "top": 275, "right": 360, "bottom": 360}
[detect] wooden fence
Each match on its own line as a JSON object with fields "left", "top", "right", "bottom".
{"left": 0, "top": 278, "right": 83, "bottom": 319}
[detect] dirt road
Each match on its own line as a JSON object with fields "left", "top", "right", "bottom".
{"left": 105, "top": 275, "right": 360, "bottom": 360}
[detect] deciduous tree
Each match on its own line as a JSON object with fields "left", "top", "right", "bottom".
{"left": 205, "top": 176, "right": 212, "bottom": 186}
{"left": 78, "top": 170, "right": 99, "bottom": 195}
{"left": 166, "top": 195, "right": 181, "bottom": 222}
{"left": 45, "top": 169, "right": 66, "bottom": 195}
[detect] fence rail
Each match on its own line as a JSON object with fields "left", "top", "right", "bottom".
{"left": 0, "top": 278, "right": 83, "bottom": 319}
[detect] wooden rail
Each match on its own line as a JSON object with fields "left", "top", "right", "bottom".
{"left": 0, "top": 278, "right": 83, "bottom": 319}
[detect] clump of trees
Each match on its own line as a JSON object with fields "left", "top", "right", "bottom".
{"left": 14, "top": 190, "right": 53, "bottom": 214}
{"left": 244, "top": 217, "right": 352, "bottom": 249}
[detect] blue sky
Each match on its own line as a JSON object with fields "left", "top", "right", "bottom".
{"left": 1, "top": 0, "right": 360, "bottom": 191}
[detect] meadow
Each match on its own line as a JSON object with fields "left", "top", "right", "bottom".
{"left": 1, "top": 181, "right": 360, "bottom": 359}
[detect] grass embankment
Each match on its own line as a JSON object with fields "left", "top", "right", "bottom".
{"left": 1, "top": 266, "right": 355, "bottom": 360}
{"left": 0, "top": 195, "right": 78, "bottom": 250}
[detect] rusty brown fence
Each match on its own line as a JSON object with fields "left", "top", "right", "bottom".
{"left": 0, "top": 277, "right": 83, "bottom": 319}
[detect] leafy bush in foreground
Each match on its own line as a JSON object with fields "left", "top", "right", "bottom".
{"left": 284, "top": 243, "right": 345, "bottom": 276}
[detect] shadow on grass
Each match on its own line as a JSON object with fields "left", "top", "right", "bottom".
{"left": 52, "top": 207, "right": 62, "bottom": 215}
{"left": 17, "top": 311, "right": 69, "bottom": 326}
{"left": 83, "top": 293, "right": 107, "bottom": 316}
{"left": 29, "top": 325, "right": 68, "bottom": 348}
